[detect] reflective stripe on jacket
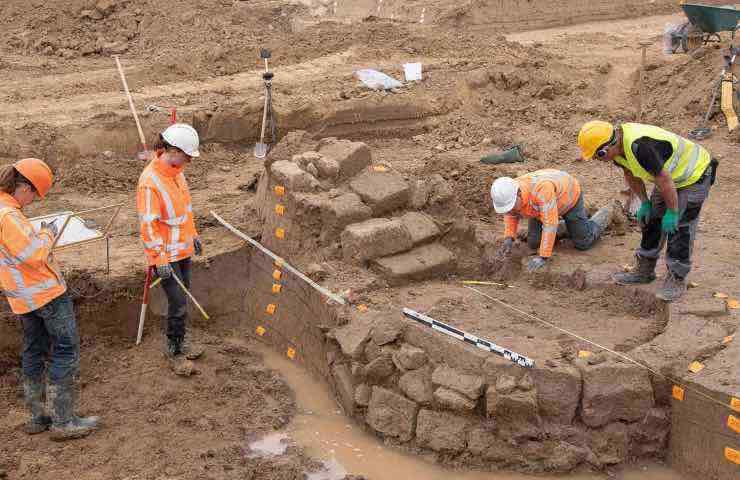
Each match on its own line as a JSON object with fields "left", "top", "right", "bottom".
{"left": 503, "top": 169, "right": 581, "bottom": 258}
{"left": 136, "top": 154, "right": 197, "bottom": 266}
{"left": 0, "top": 193, "right": 66, "bottom": 314}
{"left": 616, "top": 123, "right": 711, "bottom": 188}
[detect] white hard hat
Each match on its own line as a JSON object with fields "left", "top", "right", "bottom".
{"left": 491, "top": 177, "right": 519, "bottom": 213}
{"left": 161, "top": 123, "right": 200, "bottom": 158}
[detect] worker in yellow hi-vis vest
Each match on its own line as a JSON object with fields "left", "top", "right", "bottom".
{"left": 578, "top": 121, "right": 718, "bottom": 302}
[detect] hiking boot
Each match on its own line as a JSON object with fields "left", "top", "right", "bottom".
{"left": 656, "top": 272, "right": 687, "bottom": 302}
{"left": 22, "top": 377, "right": 51, "bottom": 435}
{"left": 181, "top": 337, "right": 204, "bottom": 361}
{"left": 48, "top": 380, "right": 99, "bottom": 441}
{"left": 613, "top": 255, "right": 657, "bottom": 285}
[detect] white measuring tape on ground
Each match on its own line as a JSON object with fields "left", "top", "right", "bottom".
{"left": 211, "top": 211, "right": 346, "bottom": 306}
{"left": 402, "top": 308, "right": 535, "bottom": 368}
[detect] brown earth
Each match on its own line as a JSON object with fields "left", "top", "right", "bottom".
{"left": 0, "top": 1, "right": 739, "bottom": 479}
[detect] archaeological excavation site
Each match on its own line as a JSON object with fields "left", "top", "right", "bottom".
{"left": 0, "top": 1, "right": 738, "bottom": 479}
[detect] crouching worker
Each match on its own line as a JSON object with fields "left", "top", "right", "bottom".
{"left": 137, "top": 124, "right": 204, "bottom": 364}
{"left": 0, "top": 158, "right": 99, "bottom": 440}
{"left": 577, "top": 121, "right": 716, "bottom": 301}
{"left": 491, "top": 169, "right": 611, "bottom": 272}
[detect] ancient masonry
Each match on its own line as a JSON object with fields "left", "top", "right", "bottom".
{"left": 244, "top": 137, "right": 676, "bottom": 472}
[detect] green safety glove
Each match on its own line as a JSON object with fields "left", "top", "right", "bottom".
{"left": 661, "top": 208, "right": 680, "bottom": 234}
{"left": 636, "top": 200, "right": 652, "bottom": 225}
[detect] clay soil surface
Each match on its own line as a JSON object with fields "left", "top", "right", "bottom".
{"left": 1, "top": 0, "right": 739, "bottom": 479}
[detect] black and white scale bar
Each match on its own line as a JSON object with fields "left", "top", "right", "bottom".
{"left": 402, "top": 308, "right": 535, "bottom": 369}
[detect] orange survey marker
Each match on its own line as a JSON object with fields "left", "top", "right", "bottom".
{"left": 672, "top": 385, "right": 685, "bottom": 402}
{"left": 726, "top": 447, "right": 740, "bottom": 465}
{"left": 727, "top": 415, "right": 740, "bottom": 434}
{"left": 272, "top": 284, "right": 282, "bottom": 294}
{"left": 275, "top": 228, "right": 285, "bottom": 239}
{"left": 275, "top": 204, "right": 285, "bottom": 216}
{"left": 274, "top": 185, "right": 285, "bottom": 196}
{"left": 731, "top": 397, "right": 740, "bottom": 412}
{"left": 256, "top": 326, "right": 266, "bottom": 336}
{"left": 287, "top": 347, "right": 296, "bottom": 360}
{"left": 266, "top": 303, "right": 276, "bottom": 315}
{"left": 272, "top": 270, "right": 282, "bottom": 281}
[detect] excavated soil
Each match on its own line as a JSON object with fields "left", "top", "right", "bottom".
{"left": 1, "top": 1, "right": 739, "bottom": 479}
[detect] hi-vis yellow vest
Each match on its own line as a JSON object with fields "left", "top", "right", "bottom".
{"left": 615, "top": 123, "right": 711, "bottom": 188}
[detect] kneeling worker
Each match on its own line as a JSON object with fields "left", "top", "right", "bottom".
{"left": 0, "top": 158, "right": 99, "bottom": 440}
{"left": 577, "top": 121, "right": 716, "bottom": 301}
{"left": 491, "top": 169, "right": 610, "bottom": 272}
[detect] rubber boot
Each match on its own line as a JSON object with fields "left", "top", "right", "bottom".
{"left": 22, "top": 377, "right": 51, "bottom": 435}
{"left": 181, "top": 337, "right": 204, "bottom": 361}
{"left": 613, "top": 255, "right": 657, "bottom": 285}
{"left": 655, "top": 272, "right": 687, "bottom": 302}
{"left": 165, "top": 336, "right": 182, "bottom": 358}
{"left": 48, "top": 379, "right": 99, "bottom": 441}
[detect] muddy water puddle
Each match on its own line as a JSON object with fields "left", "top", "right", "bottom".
{"left": 254, "top": 344, "right": 683, "bottom": 480}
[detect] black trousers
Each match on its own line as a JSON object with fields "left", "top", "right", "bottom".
{"left": 158, "top": 257, "right": 192, "bottom": 340}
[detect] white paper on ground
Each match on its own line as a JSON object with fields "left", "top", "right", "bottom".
{"left": 403, "top": 62, "right": 422, "bottom": 82}
{"left": 30, "top": 211, "right": 102, "bottom": 247}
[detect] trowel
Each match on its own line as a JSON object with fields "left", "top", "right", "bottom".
{"left": 254, "top": 48, "right": 275, "bottom": 159}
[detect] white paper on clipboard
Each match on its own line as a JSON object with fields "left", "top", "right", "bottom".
{"left": 29, "top": 211, "right": 102, "bottom": 248}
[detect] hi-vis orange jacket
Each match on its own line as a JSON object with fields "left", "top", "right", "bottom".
{"left": 503, "top": 169, "right": 581, "bottom": 258}
{"left": 136, "top": 154, "right": 197, "bottom": 267}
{"left": 0, "top": 192, "right": 66, "bottom": 314}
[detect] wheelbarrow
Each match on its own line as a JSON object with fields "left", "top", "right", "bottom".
{"left": 673, "top": 3, "right": 739, "bottom": 53}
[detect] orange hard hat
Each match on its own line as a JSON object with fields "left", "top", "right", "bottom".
{"left": 13, "top": 158, "right": 53, "bottom": 198}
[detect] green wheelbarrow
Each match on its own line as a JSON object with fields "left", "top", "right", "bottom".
{"left": 674, "top": 3, "right": 739, "bottom": 53}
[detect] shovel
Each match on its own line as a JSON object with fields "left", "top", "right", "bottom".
{"left": 254, "top": 48, "right": 272, "bottom": 159}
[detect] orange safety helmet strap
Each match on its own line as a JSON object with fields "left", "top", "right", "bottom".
{"left": 13, "top": 158, "right": 53, "bottom": 198}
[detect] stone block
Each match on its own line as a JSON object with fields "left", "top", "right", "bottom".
{"left": 496, "top": 375, "right": 517, "bottom": 394}
{"left": 588, "top": 422, "right": 630, "bottom": 466}
{"left": 487, "top": 387, "right": 541, "bottom": 438}
{"left": 543, "top": 442, "right": 589, "bottom": 472}
{"left": 372, "top": 316, "right": 403, "bottom": 346}
{"left": 373, "top": 243, "right": 456, "bottom": 285}
{"left": 393, "top": 344, "right": 427, "bottom": 371}
{"left": 532, "top": 365, "right": 582, "bottom": 425}
{"left": 323, "top": 193, "right": 372, "bottom": 234}
{"left": 316, "top": 157, "right": 340, "bottom": 180}
{"left": 341, "top": 218, "right": 413, "bottom": 263}
{"left": 363, "top": 354, "right": 395, "bottom": 381}
{"left": 468, "top": 427, "right": 524, "bottom": 464}
{"left": 332, "top": 364, "right": 355, "bottom": 415}
{"left": 400, "top": 212, "right": 440, "bottom": 245}
{"left": 332, "top": 319, "right": 373, "bottom": 359}
{"left": 355, "top": 383, "right": 371, "bottom": 407}
{"left": 580, "top": 362, "right": 654, "bottom": 428}
{"left": 366, "top": 386, "right": 418, "bottom": 441}
{"left": 291, "top": 151, "right": 323, "bottom": 169}
{"left": 434, "top": 387, "right": 477, "bottom": 412}
{"left": 408, "top": 179, "right": 432, "bottom": 209}
{"left": 269, "top": 160, "right": 319, "bottom": 192}
{"left": 416, "top": 409, "right": 469, "bottom": 452}
{"left": 399, "top": 368, "right": 433, "bottom": 405}
{"left": 404, "top": 324, "right": 488, "bottom": 374}
{"left": 429, "top": 174, "right": 453, "bottom": 205}
{"left": 432, "top": 366, "right": 484, "bottom": 400}
{"left": 317, "top": 138, "right": 372, "bottom": 179}
{"left": 350, "top": 171, "right": 409, "bottom": 215}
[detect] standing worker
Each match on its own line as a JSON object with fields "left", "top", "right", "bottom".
{"left": 491, "top": 169, "right": 611, "bottom": 272}
{"left": 0, "top": 158, "right": 99, "bottom": 440}
{"left": 577, "top": 121, "right": 717, "bottom": 301}
{"left": 137, "top": 123, "right": 204, "bottom": 363}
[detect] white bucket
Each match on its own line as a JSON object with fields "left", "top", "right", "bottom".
{"left": 403, "top": 62, "right": 422, "bottom": 82}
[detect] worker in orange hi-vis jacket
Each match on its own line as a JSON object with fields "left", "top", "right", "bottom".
{"left": 490, "top": 169, "right": 612, "bottom": 273}
{"left": 0, "top": 158, "right": 99, "bottom": 441}
{"left": 136, "top": 123, "right": 204, "bottom": 363}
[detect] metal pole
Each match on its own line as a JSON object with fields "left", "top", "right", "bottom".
{"left": 639, "top": 41, "right": 650, "bottom": 122}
